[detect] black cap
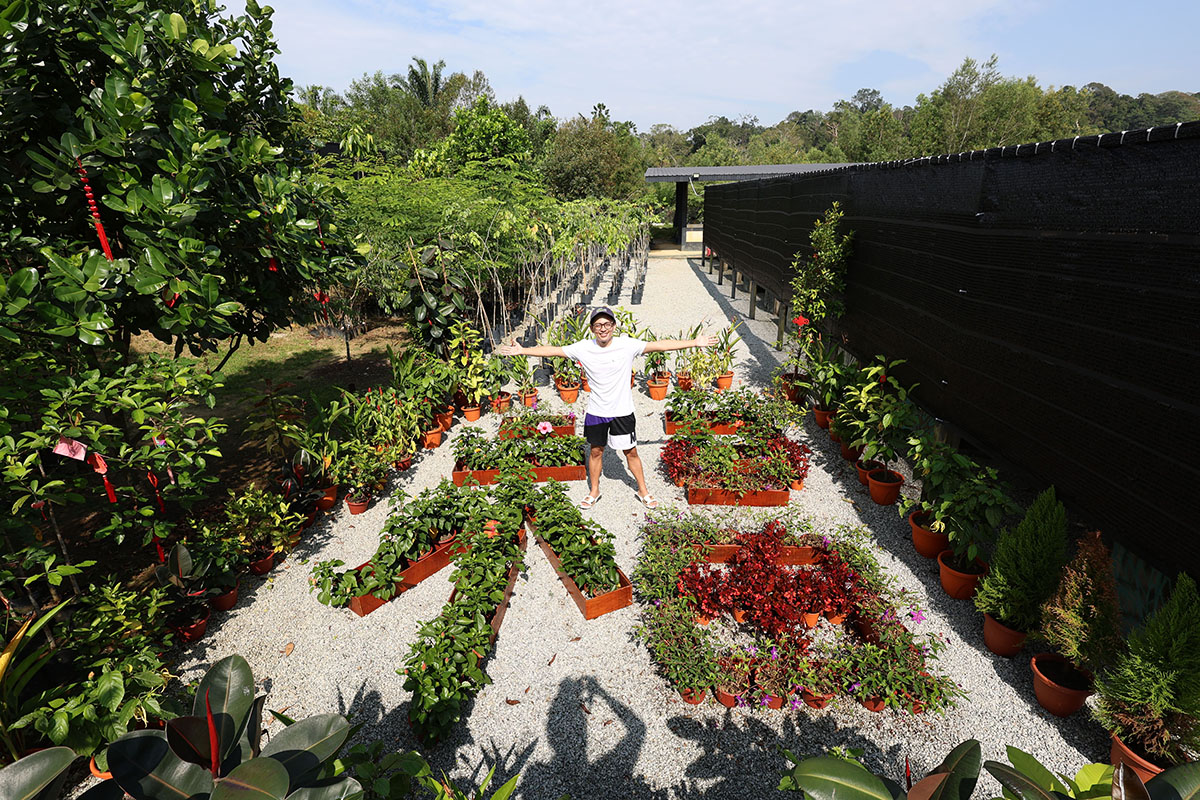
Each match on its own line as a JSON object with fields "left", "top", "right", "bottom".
{"left": 588, "top": 306, "right": 616, "bottom": 327}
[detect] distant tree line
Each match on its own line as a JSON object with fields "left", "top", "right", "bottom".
{"left": 296, "top": 54, "right": 1199, "bottom": 219}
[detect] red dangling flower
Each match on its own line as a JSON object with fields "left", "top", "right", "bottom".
{"left": 879, "top": 374, "right": 887, "bottom": 384}
{"left": 792, "top": 314, "right": 809, "bottom": 328}
{"left": 268, "top": 257, "right": 279, "bottom": 272}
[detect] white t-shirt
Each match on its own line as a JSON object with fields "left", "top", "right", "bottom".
{"left": 562, "top": 336, "right": 646, "bottom": 417}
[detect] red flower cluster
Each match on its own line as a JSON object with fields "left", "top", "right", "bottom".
{"left": 792, "top": 314, "right": 810, "bottom": 328}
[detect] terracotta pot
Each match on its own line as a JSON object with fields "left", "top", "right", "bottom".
{"left": 715, "top": 371, "right": 734, "bottom": 391}
{"left": 316, "top": 485, "right": 338, "bottom": 511}
{"left": 521, "top": 390, "right": 538, "bottom": 407}
{"left": 1030, "top": 652, "right": 1093, "bottom": 717}
{"left": 982, "top": 613, "right": 1027, "bottom": 657}
{"left": 421, "top": 427, "right": 443, "bottom": 449}
{"left": 346, "top": 495, "right": 370, "bottom": 515}
{"left": 173, "top": 607, "right": 210, "bottom": 643}
{"left": 813, "top": 407, "right": 834, "bottom": 429}
{"left": 937, "top": 550, "right": 987, "bottom": 599}
{"left": 248, "top": 552, "right": 274, "bottom": 575}
{"left": 714, "top": 687, "right": 738, "bottom": 708}
{"left": 867, "top": 469, "right": 904, "bottom": 505}
{"left": 647, "top": 379, "right": 669, "bottom": 401}
{"left": 825, "top": 611, "right": 846, "bottom": 625}
{"left": 676, "top": 374, "right": 693, "bottom": 390}
{"left": 910, "top": 511, "right": 949, "bottom": 559}
{"left": 581, "top": 375, "right": 590, "bottom": 392}
{"left": 732, "top": 608, "right": 748, "bottom": 623}
{"left": 210, "top": 584, "right": 239, "bottom": 612}
{"left": 761, "top": 693, "right": 786, "bottom": 710}
{"left": 89, "top": 756, "right": 114, "bottom": 781}
{"left": 781, "top": 374, "right": 807, "bottom": 403}
{"left": 558, "top": 385, "right": 579, "bottom": 404}
{"left": 829, "top": 428, "right": 842, "bottom": 443}
{"left": 394, "top": 455, "right": 413, "bottom": 471}
{"left": 854, "top": 459, "right": 884, "bottom": 486}
{"left": 860, "top": 695, "right": 886, "bottom": 713}
{"left": 694, "top": 614, "right": 711, "bottom": 626}
{"left": 1110, "top": 733, "right": 1166, "bottom": 784}
{"left": 434, "top": 409, "right": 453, "bottom": 431}
{"left": 680, "top": 688, "right": 706, "bottom": 705}
{"left": 789, "top": 478, "right": 805, "bottom": 491}
{"left": 801, "top": 688, "right": 834, "bottom": 709}
{"left": 801, "top": 611, "right": 821, "bottom": 628}
{"left": 630, "top": 371, "right": 636, "bottom": 387}
{"left": 491, "top": 392, "right": 512, "bottom": 412}
{"left": 462, "top": 405, "right": 482, "bottom": 421}
{"left": 839, "top": 441, "right": 864, "bottom": 461}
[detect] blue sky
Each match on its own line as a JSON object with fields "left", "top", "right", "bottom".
{"left": 271, "top": 0, "right": 1199, "bottom": 131}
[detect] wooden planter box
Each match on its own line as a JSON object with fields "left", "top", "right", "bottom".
{"left": 347, "top": 538, "right": 466, "bottom": 617}
{"left": 452, "top": 463, "right": 586, "bottom": 486}
{"left": 686, "top": 486, "right": 790, "bottom": 507}
{"left": 664, "top": 414, "right": 742, "bottom": 436}
{"left": 447, "top": 535, "right": 527, "bottom": 645}
{"left": 535, "top": 535, "right": 633, "bottom": 620}
{"left": 498, "top": 423, "right": 575, "bottom": 439}
{"left": 693, "top": 543, "right": 822, "bottom": 565}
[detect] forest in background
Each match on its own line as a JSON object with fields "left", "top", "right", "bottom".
{"left": 297, "top": 54, "right": 1200, "bottom": 218}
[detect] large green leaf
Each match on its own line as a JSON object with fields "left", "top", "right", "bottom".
{"left": 165, "top": 716, "right": 216, "bottom": 770}
{"left": 1150, "top": 762, "right": 1200, "bottom": 800}
{"left": 108, "top": 729, "right": 214, "bottom": 800}
{"left": 260, "top": 713, "right": 349, "bottom": 787}
{"left": 0, "top": 746, "right": 77, "bottom": 800}
{"left": 210, "top": 758, "right": 289, "bottom": 800}
{"left": 929, "top": 740, "right": 982, "bottom": 800}
{"left": 985, "top": 761, "right": 1071, "bottom": 800}
{"left": 193, "top": 654, "right": 256, "bottom": 762}
{"left": 784, "top": 755, "right": 898, "bottom": 800}
{"left": 1003, "top": 748, "right": 1072, "bottom": 796}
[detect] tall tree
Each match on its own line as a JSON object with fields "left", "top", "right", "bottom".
{"left": 396, "top": 56, "right": 448, "bottom": 107}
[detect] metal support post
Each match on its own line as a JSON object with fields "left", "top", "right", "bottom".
{"left": 776, "top": 301, "right": 788, "bottom": 350}
{"left": 748, "top": 280, "right": 757, "bottom": 319}
{"left": 717, "top": 259, "right": 724, "bottom": 285}
{"left": 730, "top": 269, "right": 737, "bottom": 300}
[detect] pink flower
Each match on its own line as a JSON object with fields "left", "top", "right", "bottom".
{"left": 536, "top": 421, "right": 553, "bottom": 435}
{"left": 909, "top": 608, "right": 926, "bottom": 624}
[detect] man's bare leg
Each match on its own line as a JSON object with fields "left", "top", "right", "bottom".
{"left": 584, "top": 444, "right": 604, "bottom": 503}
{"left": 623, "top": 446, "right": 652, "bottom": 499}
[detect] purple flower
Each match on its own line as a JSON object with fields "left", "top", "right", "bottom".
{"left": 909, "top": 608, "right": 927, "bottom": 623}
{"left": 746, "top": 645, "right": 757, "bottom": 656}
{"left": 790, "top": 698, "right": 802, "bottom": 710}
{"left": 653, "top": 599, "right": 663, "bottom": 607}
{"left": 735, "top": 694, "right": 747, "bottom": 707}
{"left": 770, "top": 647, "right": 778, "bottom": 661}
{"left": 760, "top": 697, "right": 772, "bottom": 707}
{"left": 821, "top": 536, "right": 832, "bottom": 548}
{"left": 848, "top": 682, "right": 861, "bottom": 694}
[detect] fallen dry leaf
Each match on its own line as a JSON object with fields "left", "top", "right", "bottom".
{"left": 547, "top": 654, "right": 556, "bottom": 666}
{"left": 603, "top": 719, "right": 613, "bottom": 726}
{"left": 281, "top": 642, "right": 294, "bottom": 657}
{"left": 569, "top": 636, "right": 581, "bottom": 642}
{"left": 524, "top": 686, "right": 530, "bottom": 693}
{"left": 505, "top": 699, "right": 520, "bottom": 705}
{"left": 580, "top": 703, "right": 591, "bottom": 715}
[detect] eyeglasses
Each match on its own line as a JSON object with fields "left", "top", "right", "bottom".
{"left": 591, "top": 321, "right": 615, "bottom": 331}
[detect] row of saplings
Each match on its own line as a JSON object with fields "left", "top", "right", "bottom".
{"left": 783, "top": 340, "right": 1200, "bottom": 779}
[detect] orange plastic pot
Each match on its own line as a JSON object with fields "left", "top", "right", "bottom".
{"left": 676, "top": 374, "right": 693, "bottom": 390}
{"left": 316, "top": 485, "right": 338, "bottom": 511}
{"left": 801, "top": 688, "right": 834, "bottom": 709}
{"left": 909, "top": 511, "right": 949, "bottom": 558}
{"left": 248, "top": 552, "right": 274, "bottom": 575}
{"left": 346, "top": 495, "right": 370, "bottom": 515}
{"left": 937, "top": 550, "right": 987, "bottom": 599}
{"left": 521, "top": 390, "right": 538, "bottom": 407}
{"left": 854, "top": 459, "right": 884, "bottom": 485}
{"left": 491, "top": 392, "right": 512, "bottom": 412}
{"left": 982, "top": 613, "right": 1028, "bottom": 657}
{"left": 813, "top": 407, "right": 834, "bottom": 428}
{"left": 1030, "top": 652, "right": 1093, "bottom": 717}
{"left": 839, "top": 441, "right": 864, "bottom": 461}
{"left": 867, "top": 469, "right": 904, "bottom": 505}
{"left": 647, "top": 379, "right": 669, "bottom": 400}
{"left": 679, "top": 688, "right": 706, "bottom": 705}
{"left": 434, "top": 409, "right": 453, "bottom": 431}
{"left": 558, "top": 385, "right": 579, "bottom": 404}
{"left": 1110, "top": 734, "right": 1165, "bottom": 784}
{"left": 421, "top": 427, "right": 443, "bottom": 449}
{"left": 714, "top": 688, "right": 738, "bottom": 708}
{"left": 860, "top": 695, "right": 886, "bottom": 713}
{"left": 715, "top": 372, "right": 734, "bottom": 391}
{"left": 210, "top": 583, "right": 239, "bottom": 612}
{"left": 462, "top": 405, "right": 482, "bottom": 421}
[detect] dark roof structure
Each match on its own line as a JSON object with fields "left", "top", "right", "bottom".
{"left": 644, "top": 164, "right": 857, "bottom": 182}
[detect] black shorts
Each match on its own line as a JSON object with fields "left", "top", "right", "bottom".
{"left": 583, "top": 413, "right": 637, "bottom": 450}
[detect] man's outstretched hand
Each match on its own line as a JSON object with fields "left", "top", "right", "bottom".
{"left": 495, "top": 343, "right": 523, "bottom": 357}
{"left": 694, "top": 334, "right": 718, "bottom": 348}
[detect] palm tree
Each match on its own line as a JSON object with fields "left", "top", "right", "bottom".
{"left": 393, "top": 57, "right": 447, "bottom": 107}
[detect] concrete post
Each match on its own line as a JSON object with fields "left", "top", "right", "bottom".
{"left": 748, "top": 280, "right": 757, "bottom": 319}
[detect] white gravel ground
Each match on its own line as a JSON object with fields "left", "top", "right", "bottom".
{"left": 99, "top": 256, "right": 1111, "bottom": 798}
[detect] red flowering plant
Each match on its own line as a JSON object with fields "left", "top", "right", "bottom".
{"left": 814, "top": 550, "right": 860, "bottom": 619}
{"left": 676, "top": 562, "right": 724, "bottom": 620}
{"left": 660, "top": 436, "right": 700, "bottom": 487}
{"left": 772, "top": 436, "right": 812, "bottom": 484}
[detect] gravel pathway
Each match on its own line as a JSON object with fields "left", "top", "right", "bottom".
{"left": 146, "top": 257, "right": 1109, "bottom": 798}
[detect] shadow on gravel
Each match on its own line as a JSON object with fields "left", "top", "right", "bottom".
{"left": 684, "top": 259, "right": 781, "bottom": 389}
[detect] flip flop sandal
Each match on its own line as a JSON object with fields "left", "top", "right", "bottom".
{"left": 636, "top": 493, "right": 659, "bottom": 509}
{"left": 579, "top": 493, "right": 602, "bottom": 510}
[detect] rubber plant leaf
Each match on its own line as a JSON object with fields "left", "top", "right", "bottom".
{"left": 0, "top": 746, "right": 77, "bottom": 800}
{"left": 1115, "top": 765, "right": 1151, "bottom": 800}
{"left": 259, "top": 713, "right": 350, "bottom": 787}
{"left": 927, "top": 739, "right": 982, "bottom": 800}
{"left": 985, "top": 761, "right": 1072, "bottom": 800}
{"left": 1149, "top": 762, "right": 1200, "bottom": 800}
{"left": 210, "top": 757, "right": 289, "bottom": 800}
{"left": 283, "top": 778, "right": 366, "bottom": 800}
{"left": 783, "top": 755, "right": 899, "bottom": 800}
{"left": 1003, "top": 747, "right": 1073, "bottom": 797}
{"left": 108, "top": 729, "right": 214, "bottom": 800}
{"left": 192, "top": 654, "right": 255, "bottom": 763}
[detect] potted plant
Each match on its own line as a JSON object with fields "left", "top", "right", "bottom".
{"left": 449, "top": 319, "right": 488, "bottom": 420}
{"left": 636, "top": 599, "right": 718, "bottom": 703}
{"left": 713, "top": 648, "right": 755, "bottom": 708}
{"left": 933, "top": 460, "right": 1018, "bottom": 599}
{"left": 900, "top": 430, "right": 970, "bottom": 558}
{"left": 711, "top": 321, "right": 742, "bottom": 391}
{"left": 553, "top": 358, "right": 582, "bottom": 404}
{"left": 486, "top": 355, "right": 513, "bottom": 411}
{"left": 510, "top": 355, "right": 538, "bottom": 407}
{"left": 186, "top": 524, "right": 250, "bottom": 610}
{"left": 1032, "top": 531, "right": 1122, "bottom": 717}
{"left": 1093, "top": 573, "right": 1200, "bottom": 780}
{"left": 155, "top": 543, "right": 212, "bottom": 642}
{"left": 337, "top": 442, "right": 391, "bottom": 514}
{"left": 644, "top": 344, "right": 671, "bottom": 401}
{"left": 223, "top": 486, "right": 305, "bottom": 574}
{"left": 973, "top": 487, "right": 1069, "bottom": 656}
{"left": 805, "top": 336, "right": 854, "bottom": 427}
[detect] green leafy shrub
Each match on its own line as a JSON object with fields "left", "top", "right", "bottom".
{"left": 1039, "top": 532, "right": 1121, "bottom": 675}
